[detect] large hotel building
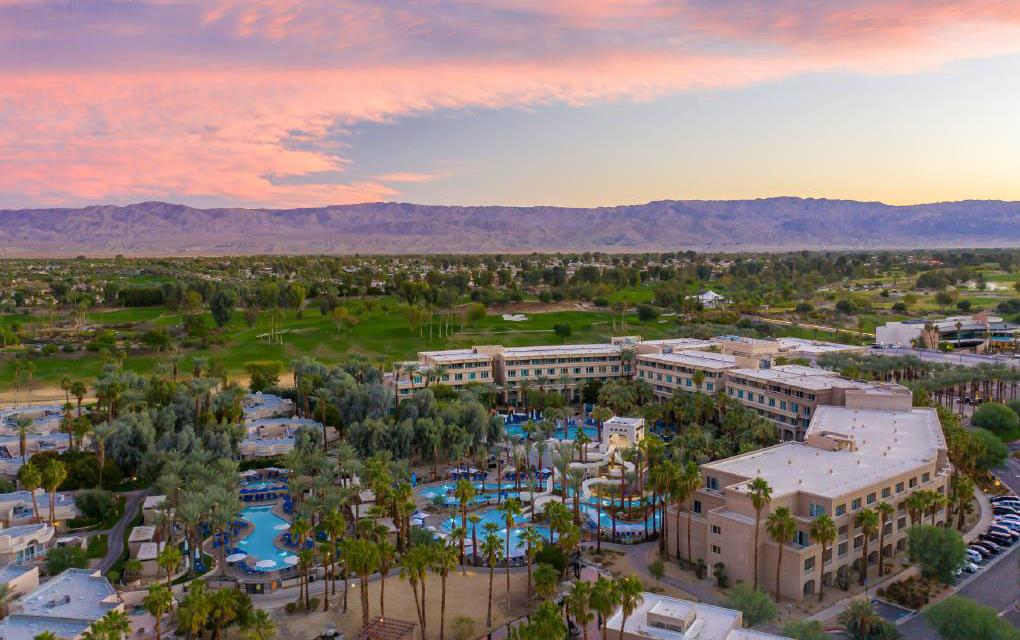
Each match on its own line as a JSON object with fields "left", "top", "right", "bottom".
{"left": 666, "top": 405, "right": 950, "bottom": 601}
{"left": 389, "top": 335, "right": 901, "bottom": 442}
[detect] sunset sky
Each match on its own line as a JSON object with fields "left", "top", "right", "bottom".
{"left": 4, "top": 0, "right": 1020, "bottom": 209}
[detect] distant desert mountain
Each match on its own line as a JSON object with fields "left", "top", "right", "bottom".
{"left": 2, "top": 197, "right": 1019, "bottom": 256}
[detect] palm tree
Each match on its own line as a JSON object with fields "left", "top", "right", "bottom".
{"left": 567, "top": 580, "right": 594, "bottom": 640}
{"left": 313, "top": 387, "right": 333, "bottom": 451}
{"left": 614, "top": 576, "right": 644, "bottom": 640}
{"left": 157, "top": 544, "right": 182, "bottom": 586}
{"left": 876, "top": 502, "right": 894, "bottom": 577}
{"left": 748, "top": 477, "right": 772, "bottom": 590}
{"left": 321, "top": 510, "right": 345, "bottom": 596}
{"left": 533, "top": 562, "right": 558, "bottom": 600}
{"left": 497, "top": 497, "right": 522, "bottom": 610}
{"left": 519, "top": 526, "right": 546, "bottom": 598}
{"left": 589, "top": 576, "right": 618, "bottom": 640}
{"left": 765, "top": 506, "right": 796, "bottom": 601}
{"left": 176, "top": 580, "right": 211, "bottom": 640}
{"left": 375, "top": 540, "right": 395, "bottom": 617}
{"left": 70, "top": 380, "right": 87, "bottom": 417}
{"left": 469, "top": 513, "right": 481, "bottom": 564}
{"left": 905, "top": 492, "right": 926, "bottom": 526}
{"left": 17, "top": 463, "right": 42, "bottom": 523}
{"left": 481, "top": 527, "right": 505, "bottom": 636}
{"left": 291, "top": 517, "right": 312, "bottom": 604}
{"left": 39, "top": 459, "right": 67, "bottom": 527}
{"left": 400, "top": 544, "right": 430, "bottom": 637}
{"left": 143, "top": 583, "right": 174, "bottom": 640}
{"left": 454, "top": 478, "right": 476, "bottom": 570}
{"left": 91, "top": 422, "right": 115, "bottom": 489}
{"left": 839, "top": 600, "right": 885, "bottom": 639}
{"left": 208, "top": 588, "right": 237, "bottom": 640}
{"left": 433, "top": 537, "right": 460, "bottom": 640}
{"left": 33, "top": 633, "right": 59, "bottom": 640}
{"left": 678, "top": 461, "right": 701, "bottom": 564}
{"left": 855, "top": 507, "right": 879, "bottom": 586}
{"left": 100, "top": 610, "right": 131, "bottom": 640}
{"left": 809, "top": 513, "right": 837, "bottom": 602}
{"left": 296, "top": 549, "right": 315, "bottom": 610}
{"left": 14, "top": 416, "right": 32, "bottom": 465}
{"left": 241, "top": 609, "right": 276, "bottom": 640}
{"left": 348, "top": 537, "right": 379, "bottom": 627}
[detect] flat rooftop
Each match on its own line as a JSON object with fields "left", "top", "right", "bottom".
{"left": 726, "top": 365, "right": 848, "bottom": 391}
{"left": 638, "top": 337, "right": 718, "bottom": 350}
{"left": 704, "top": 406, "right": 946, "bottom": 499}
{"left": 500, "top": 343, "right": 621, "bottom": 358}
{"left": 420, "top": 348, "right": 493, "bottom": 362}
{"left": 605, "top": 591, "right": 787, "bottom": 640}
{"left": 639, "top": 349, "right": 737, "bottom": 371}
{"left": 18, "top": 568, "right": 119, "bottom": 622}
{"left": 777, "top": 337, "right": 864, "bottom": 355}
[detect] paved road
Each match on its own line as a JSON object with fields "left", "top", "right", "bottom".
{"left": 899, "top": 458, "right": 1020, "bottom": 638}
{"left": 97, "top": 489, "right": 149, "bottom": 573}
{"left": 871, "top": 347, "right": 1020, "bottom": 368}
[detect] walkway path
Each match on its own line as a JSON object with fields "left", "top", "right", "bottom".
{"left": 97, "top": 489, "right": 149, "bottom": 573}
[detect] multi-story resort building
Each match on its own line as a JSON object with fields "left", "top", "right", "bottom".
{"left": 0, "top": 523, "right": 54, "bottom": 565}
{"left": 497, "top": 343, "right": 630, "bottom": 404}
{"left": 0, "top": 489, "right": 79, "bottom": 531}
{"left": 607, "top": 591, "right": 789, "bottom": 639}
{"left": 876, "top": 311, "right": 1020, "bottom": 351}
{"left": 724, "top": 365, "right": 911, "bottom": 441}
{"left": 638, "top": 349, "right": 738, "bottom": 398}
{"left": 667, "top": 405, "right": 950, "bottom": 601}
{"left": 392, "top": 346, "right": 499, "bottom": 400}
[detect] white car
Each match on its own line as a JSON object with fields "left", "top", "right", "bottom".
{"left": 962, "top": 561, "right": 980, "bottom": 573}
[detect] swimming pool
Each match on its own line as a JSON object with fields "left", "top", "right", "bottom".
{"left": 236, "top": 506, "right": 297, "bottom": 571}
{"left": 505, "top": 420, "right": 598, "bottom": 441}
{"left": 420, "top": 481, "right": 524, "bottom": 506}
{"left": 441, "top": 508, "right": 552, "bottom": 557}
{"left": 242, "top": 479, "right": 287, "bottom": 491}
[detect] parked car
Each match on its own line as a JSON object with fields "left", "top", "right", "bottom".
{"left": 993, "top": 506, "right": 1019, "bottom": 516}
{"left": 989, "top": 495, "right": 1019, "bottom": 503}
{"left": 980, "top": 533, "right": 1012, "bottom": 547}
{"left": 973, "top": 540, "right": 1001, "bottom": 554}
{"left": 988, "top": 523, "right": 1018, "bottom": 537}
{"left": 993, "top": 518, "right": 1020, "bottom": 531}
{"left": 965, "top": 548, "right": 984, "bottom": 564}
{"left": 962, "top": 561, "right": 980, "bottom": 573}
{"left": 968, "top": 545, "right": 991, "bottom": 560}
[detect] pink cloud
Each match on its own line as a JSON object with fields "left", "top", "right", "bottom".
{"left": 2, "top": 0, "right": 1020, "bottom": 207}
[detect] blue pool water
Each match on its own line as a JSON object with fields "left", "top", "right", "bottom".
{"left": 441, "top": 508, "right": 552, "bottom": 557}
{"left": 505, "top": 420, "right": 598, "bottom": 441}
{"left": 242, "top": 479, "right": 286, "bottom": 491}
{"left": 236, "top": 506, "right": 296, "bottom": 571}
{"left": 420, "top": 481, "right": 525, "bottom": 506}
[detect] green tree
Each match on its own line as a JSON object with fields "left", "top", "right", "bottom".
{"left": 765, "top": 506, "right": 796, "bottom": 600}
{"left": 748, "top": 477, "right": 772, "bottom": 590}
{"left": 589, "top": 576, "right": 619, "bottom": 640}
{"left": 838, "top": 599, "right": 899, "bottom": 640}
{"left": 971, "top": 403, "right": 1020, "bottom": 441}
{"left": 726, "top": 583, "right": 777, "bottom": 628}
{"left": 907, "top": 524, "right": 967, "bottom": 584}
{"left": 143, "top": 583, "right": 174, "bottom": 640}
{"left": 614, "top": 576, "right": 644, "bottom": 640}
{"left": 809, "top": 513, "right": 837, "bottom": 602}
{"left": 242, "top": 609, "right": 277, "bottom": 640}
{"left": 972, "top": 428, "right": 1009, "bottom": 470}
{"left": 783, "top": 619, "right": 829, "bottom": 640}
{"left": 926, "top": 596, "right": 1020, "bottom": 640}
{"left": 855, "top": 507, "right": 879, "bottom": 586}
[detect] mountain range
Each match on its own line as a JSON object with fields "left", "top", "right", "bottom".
{"left": 2, "top": 198, "right": 1018, "bottom": 256}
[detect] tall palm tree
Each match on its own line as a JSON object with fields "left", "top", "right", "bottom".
{"left": 143, "top": 583, "right": 174, "bottom": 640}
{"left": 809, "top": 513, "right": 837, "bottom": 602}
{"left": 589, "top": 576, "right": 618, "bottom": 640}
{"left": 765, "top": 506, "right": 796, "bottom": 601}
{"left": 348, "top": 537, "right": 379, "bottom": 627}
{"left": 100, "top": 609, "right": 131, "bottom": 640}
{"left": 454, "top": 479, "right": 476, "bottom": 570}
{"left": 14, "top": 416, "right": 32, "bottom": 465}
{"left": 497, "top": 497, "right": 522, "bottom": 610}
{"left": 400, "top": 544, "right": 429, "bottom": 637}
{"left": 519, "top": 526, "right": 545, "bottom": 598}
{"left": 855, "top": 507, "right": 879, "bottom": 586}
{"left": 614, "top": 576, "right": 644, "bottom": 640}
{"left": 156, "top": 544, "right": 182, "bottom": 586}
{"left": 876, "top": 502, "right": 895, "bottom": 577}
{"left": 481, "top": 526, "right": 504, "bottom": 637}
{"left": 679, "top": 461, "right": 701, "bottom": 564}
{"left": 433, "top": 537, "right": 460, "bottom": 640}
{"left": 70, "top": 380, "right": 87, "bottom": 417}
{"left": 208, "top": 588, "right": 237, "bottom": 640}
{"left": 39, "top": 459, "right": 67, "bottom": 527}
{"left": 748, "top": 477, "right": 772, "bottom": 590}
{"left": 313, "top": 387, "right": 333, "bottom": 451}
{"left": 176, "top": 580, "right": 211, "bottom": 640}
{"left": 317, "top": 541, "right": 334, "bottom": 611}
{"left": 905, "top": 492, "right": 926, "bottom": 526}
{"left": 17, "top": 464, "right": 42, "bottom": 524}
{"left": 375, "top": 540, "right": 395, "bottom": 617}
{"left": 321, "top": 510, "right": 346, "bottom": 596}
{"left": 567, "top": 580, "right": 594, "bottom": 640}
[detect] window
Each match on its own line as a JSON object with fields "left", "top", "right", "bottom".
{"left": 909, "top": 477, "right": 918, "bottom": 488}
{"left": 809, "top": 503, "right": 826, "bottom": 518}
{"left": 706, "top": 477, "right": 719, "bottom": 491}
{"left": 711, "top": 525, "right": 721, "bottom": 535}
{"left": 896, "top": 482, "right": 904, "bottom": 493}
{"left": 835, "top": 504, "right": 846, "bottom": 517}
{"left": 851, "top": 498, "right": 862, "bottom": 511}
{"left": 867, "top": 493, "right": 876, "bottom": 505}
{"left": 795, "top": 531, "right": 809, "bottom": 547}
{"left": 838, "top": 542, "right": 848, "bottom": 557}
{"left": 853, "top": 535, "right": 863, "bottom": 550}
{"left": 693, "top": 500, "right": 702, "bottom": 514}
{"left": 881, "top": 487, "right": 891, "bottom": 498}
{"left": 804, "top": 557, "right": 815, "bottom": 571}
{"left": 922, "top": 472, "right": 930, "bottom": 483}
{"left": 711, "top": 545, "right": 721, "bottom": 555}
{"left": 897, "top": 516, "right": 907, "bottom": 530}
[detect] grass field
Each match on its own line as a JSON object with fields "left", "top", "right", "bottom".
{"left": 0, "top": 304, "right": 683, "bottom": 389}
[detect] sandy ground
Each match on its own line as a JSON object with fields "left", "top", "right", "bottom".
{"left": 274, "top": 569, "right": 533, "bottom": 640}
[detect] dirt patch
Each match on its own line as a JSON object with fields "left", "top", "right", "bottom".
{"left": 484, "top": 300, "right": 596, "bottom": 314}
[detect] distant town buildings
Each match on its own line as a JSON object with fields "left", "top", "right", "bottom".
{"left": 606, "top": 591, "right": 789, "bottom": 639}
{"left": 876, "top": 311, "right": 1020, "bottom": 351}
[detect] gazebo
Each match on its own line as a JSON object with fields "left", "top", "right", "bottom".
{"left": 357, "top": 617, "right": 417, "bottom": 640}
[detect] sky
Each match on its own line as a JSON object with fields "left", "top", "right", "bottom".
{"left": 4, "top": 1, "right": 1020, "bottom": 209}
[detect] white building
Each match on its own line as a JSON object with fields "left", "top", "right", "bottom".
{"left": 602, "top": 416, "right": 645, "bottom": 448}
{"left": 606, "top": 591, "right": 789, "bottom": 640}
{"left": 687, "top": 290, "right": 730, "bottom": 309}
{"left": 0, "top": 568, "right": 123, "bottom": 640}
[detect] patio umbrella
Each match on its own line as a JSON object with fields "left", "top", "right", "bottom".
{"left": 284, "top": 555, "right": 299, "bottom": 565}
{"left": 225, "top": 553, "right": 247, "bottom": 562}
{"left": 273, "top": 523, "right": 290, "bottom": 530}
{"left": 255, "top": 559, "right": 276, "bottom": 569}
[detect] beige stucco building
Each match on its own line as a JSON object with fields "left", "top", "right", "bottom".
{"left": 667, "top": 406, "right": 951, "bottom": 601}
{"left": 606, "top": 591, "right": 789, "bottom": 639}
